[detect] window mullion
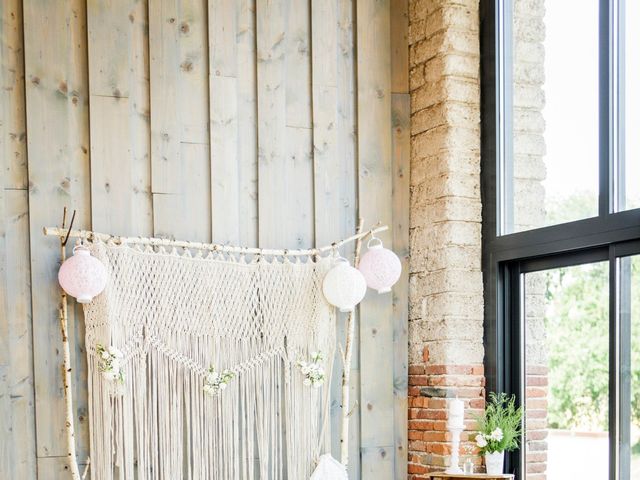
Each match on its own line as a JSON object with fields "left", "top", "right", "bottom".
{"left": 617, "top": 249, "right": 632, "bottom": 480}
{"left": 616, "top": 0, "right": 626, "bottom": 212}
{"left": 609, "top": 248, "right": 620, "bottom": 480}
{"left": 599, "top": 0, "right": 614, "bottom": 217}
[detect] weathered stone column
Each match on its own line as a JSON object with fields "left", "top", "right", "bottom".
{"left": 408, "top": 1, "right": 485, "bottom": 477}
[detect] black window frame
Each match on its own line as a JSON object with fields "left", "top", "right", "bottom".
{"left": 480, "top": 0, "right": 640, "bottom": 478}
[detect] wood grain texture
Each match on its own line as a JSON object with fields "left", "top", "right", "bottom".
{"left": 356, "top": 0, "right": 395, "bottom": 477}
{"left": 23, "top": 0, "right": 91, "bottom": 460}
{"left": 256, "top": 0, "right": 314, "bottom": 249}
{"left": 391, "top": 2, "right": 409, "bottom": 477}
{"left": 150, "top": 0, "right": 211, "bottom": 242}
{"left": 209, "top": 0, "right": 258, "bottom": 246}
{"left": 1, "top": 0, "right": 28, "bottom": 190}
{"left": 311, "top": 0, "right": 360, "bottom": 474}
{"left": 391, "top": 92, "right": 410, "bottom": 480}
{"left": 0, "top": 191, "right": 36, "bottom": 479}
{"left": 0, "top": 5, "right": 36, "bottom": 475}
{"left": 390, "top": 0, "right": 409, "bottom": 94}
{"left": 36, "top": 457, "right": 89, "bottom": 480}
{"left": 87, "top": 0, "right": 153, "bottom": 236}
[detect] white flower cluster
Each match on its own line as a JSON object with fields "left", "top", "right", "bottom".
{"left": 475, "top": 427, "right": 503, "bottom": 448}
{"left": 203, "top": 367, "right": 235, "bottom": 396}
{"left": 96, "top": 344, "right": 125, "bottom": 384}
{"left": 297, "top": 351, "right": 325, "bottom": 388}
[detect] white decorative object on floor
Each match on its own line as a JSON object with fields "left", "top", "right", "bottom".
{"left": 322, "top": 257, "right": 367, "bottom": 312}
{"left": 484, "top": 451, "right": 505, "bottom": 475}
{"left": 58, "top": 244, "right": 108, "bottom": 303}
{"left": 358, "top": 236, "right": 402, "bottom": 293}
{"left": 446, "top": 397, "right": 465, "bottom": 473}
{"left": 82, "top": 239, "right": 336, "bottom": 480}
{"left": 310, "top": 454, "right": 349, "bottom": 480}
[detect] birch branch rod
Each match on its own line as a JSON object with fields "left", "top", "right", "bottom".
{"left": 43, "top": 224, "right": 389, "bottom": 257}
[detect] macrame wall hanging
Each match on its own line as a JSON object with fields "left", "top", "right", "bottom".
{"left": 46, "top": 211, "right": 398, "bottom": 480}
{"left": 85, "top": 239, "right": 335, "bottom": 480}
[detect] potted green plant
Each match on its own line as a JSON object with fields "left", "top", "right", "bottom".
{"left": 473, "top": 392, "right": 524, "bottom": 474}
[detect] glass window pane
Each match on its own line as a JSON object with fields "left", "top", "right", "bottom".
{"left": 621, "top": 255, "right": 640, "bottom": 477}
{"left": 621, "top": 2, "right": 640, "bottom": 210}
{"left": 506, "top": 0, "right": 599, "bottom": 234}
{"left": 524, "top": 262, "right": 609, "bottom": 479}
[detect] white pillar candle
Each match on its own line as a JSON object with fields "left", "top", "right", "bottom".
{"left": 447, "top": 398, "right": 465, "bottom": 428}
{"left": 446, "top": 397, "right": 465, "bottom": 473}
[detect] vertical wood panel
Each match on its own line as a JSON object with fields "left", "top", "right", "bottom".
{"left": 356, "top": 0, "right": 395, "bottom": 477}
{"left": 23, "top": 0, "right": 91, "bottom": 460}
{"left": 391, "top": 1, "right": 409, "bottom": 477}
{"left": 209, "top": 0, "right": 258, "bottom": 246}
{"left": 1, "top": 0, "right": 28, "bottom": 190}
{"left": 284, "top": 0, "right": 314, "bottom": 247}
{"left": 311, "top": 0, "right": 360, "bottom": 474}
{"left": 150, "top": 0, "right": 211, "bottom": 242}
{"left": 0, "top": 191, "right": 36, "bottom": 480}
{"left": 87, "top": 0, "right": 153, "bottom": 236}
{"left": 391, "top": 93, "right": 410, "bottom": 480}
{"left": 256, "top": 0, "right": 314, "bottom": 249}
{"left": 0, "top": 13, "right": 31, "bottom": 479}
{"left": 36, "top": 457, "right": 89, "bottom": 480}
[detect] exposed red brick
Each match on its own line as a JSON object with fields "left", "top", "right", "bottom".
{"left": 417, "top": 409, "right": 447, "bottom": 420}
{"left": 408, "top": 463, "right": 429, "bottom": 474}
{"left": 428, "top": 442, "right": 452, "bottom": 455}
{"left": 428, "top": 398, "right": 447, "bottom": 409}
{"left": 527, "top": 375, "right": 548, "bottom": 387}
{"left": 423, "top": 365, "right": 473, "bottom": 375}
{"left": 422, "top": 431, "right": 450, "bottom": 442}
{"left": 409, "top": 375, "right": 430, "bottom": 386}
{"left": 409, "top": 420, "right": 435, "bottom": 431}
{"left": 526, "top": 386, "right": 547, "bottom": 398}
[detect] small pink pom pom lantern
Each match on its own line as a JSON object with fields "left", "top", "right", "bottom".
{"left": 58, "top": 245, "right": 108, "bottom": 304}
{"left": 358, "top": 237, "right": 402, "bottom": 294}
{"left": 322, "top": 258, "right": 367, "bottom": 312}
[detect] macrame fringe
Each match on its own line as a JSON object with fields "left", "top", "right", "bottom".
{"left": 84, "top": 240, "right": 335, "bottom": 479}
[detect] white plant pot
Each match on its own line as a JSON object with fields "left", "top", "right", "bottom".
{"left": 484, "top": 451, "right": 504, "bottom": 475}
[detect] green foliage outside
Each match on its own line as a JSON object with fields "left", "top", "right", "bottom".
{"left": 541, "top": 193, "right": 640, "bottom": 435}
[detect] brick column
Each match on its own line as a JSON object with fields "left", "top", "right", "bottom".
{"left": 408, "top": 1, "right": 484, "bottom": 477}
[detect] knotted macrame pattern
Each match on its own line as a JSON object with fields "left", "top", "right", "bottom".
{"left": 83, "top": 240, "right": 336, "bottom": 479}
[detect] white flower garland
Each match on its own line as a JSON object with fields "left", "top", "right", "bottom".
{"left": 297, "top": 351, "right": 325, "bottom": 388}
{"left": 203, "top": 367, "right": 235, "bottom": 396}
{"left": 96, "top": 344, "right": 125, "bottom": 384}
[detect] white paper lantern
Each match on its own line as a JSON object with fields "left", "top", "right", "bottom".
{"left": 322, "top": 258, "right": 367, "bottom": 312}
{"left": 58, "top": 244, "right": 108, "bottom": 303}
{"left": 358, "top": 237, "right": 402, "bottom": 293}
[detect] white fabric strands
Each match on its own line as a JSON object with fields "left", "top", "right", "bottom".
{"left": 83, "top": 240, "right": 336, "bottom": 480}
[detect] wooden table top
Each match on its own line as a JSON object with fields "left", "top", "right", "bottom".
{"left": 427, "top": 474, "right": 514, "bottom": 479}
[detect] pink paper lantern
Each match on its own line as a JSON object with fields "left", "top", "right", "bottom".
{"left": 58, "top": 245, "right": 108, "bottom": 303}
{"left": 358, "top": 238, "right": 402, "bottom": 294}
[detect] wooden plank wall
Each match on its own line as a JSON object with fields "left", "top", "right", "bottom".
{"left": 0, "top": 1, "right": 409, "bottom": 478}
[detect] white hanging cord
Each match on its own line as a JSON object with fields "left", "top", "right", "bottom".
{"left": 43, "top": 224, "right": 388, "bottom": 258}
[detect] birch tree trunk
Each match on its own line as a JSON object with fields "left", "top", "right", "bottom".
{"left": 57, "top": 211, "right": 82, "bottom": 479}
{"left": 340, "top": 218, "right": 365, "bottom": 466}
